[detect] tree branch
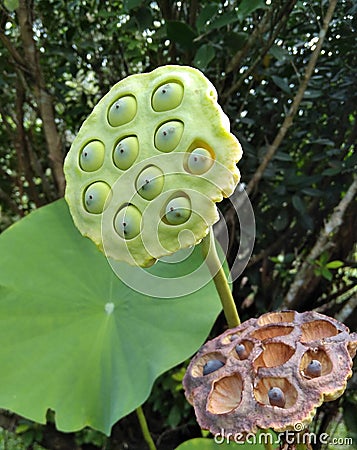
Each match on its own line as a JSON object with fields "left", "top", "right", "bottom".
{"left": 17, "top": 0, "right": 65, "bottom": 196}
{"left": 283, "top": 177, "right": 357, "bottom": 309}
{"left": 246, "top": 0, "right": 338, "bottom": 197}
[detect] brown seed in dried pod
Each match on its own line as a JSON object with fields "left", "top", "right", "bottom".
{"left": 268, "top": 387, "right": 286, "bottom": 408}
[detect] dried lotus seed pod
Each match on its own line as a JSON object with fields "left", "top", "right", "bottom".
{"left": 183, "top": 310, "right": 357, "bottom": 439}
{"left": 64, "top": 65, "right": 242, "bottom": 266}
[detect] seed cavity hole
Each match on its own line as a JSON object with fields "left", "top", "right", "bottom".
{"left": 151, "top": 81, "right": 184, "bottom": 112}
{"left": 114, "top": 204, "right": 142, "bottom": 239}
{"left": 79, "top": 140, "right": 105, "bottom": 172}
{"left": 162, "top": 194, "right": 191, "bottom": 225}
{"left": 83, "top": 181, "right": 111, "bottom": 214}
{"left": 154, "top": 120, "right": 184, "bottom": 152}
{"left": 254, "top": 377, "right": 297, "bottom": 409}
{"left": 113, "top": 135, "right": 139, "bottom": 170}
{"left": 136, "top": 165, "right": 164, "bottom": 200}
{"left": 108, "top": 95, "right": 137, "bottom": 127}
{"left": 207, "top": 374, "right": 243, "bottom": 414}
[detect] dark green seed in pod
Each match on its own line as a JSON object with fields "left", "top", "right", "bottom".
{"left": 136, "top": 166, "right": 164, "bottom": 200}
{"left": 235, "top": 343, "right": 249, "bottom": 360}
{"left": 306, "top": 359, "right": 322, "bottom": 378}
{"left": 203, "top": 359, "right": 225, "bottom": 376}
{"left": 79, "top": 140, "right": 105, "bottom": 172}
{"left": 114, "top": 205, "right": 142, "bottom": 239}
{"left": 268, "top": 387, "right": 285, "bottom": 408}
{"left": 83, "top": 182, "right": 111, "bottom": 214}
{"left": 152, "top": 82, "right": 184, "bottom": 111}
{"left": 187, "top": 148, "right": 213, "bottom": 175}
{"left": 108, "top": 95, "right": 137, "bottom": 127}
{"left": 113, "top": 136, "right": 139, "bottom": 170}
{"left": 155, "top": 121, "right": 184, "bottom": 152}
{"left": 165, "top": 196, "right": 191, "bottom": 225}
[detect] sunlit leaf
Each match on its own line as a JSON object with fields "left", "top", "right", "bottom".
{"left": 0, "top": 200, "right": 222, "bottom": 434}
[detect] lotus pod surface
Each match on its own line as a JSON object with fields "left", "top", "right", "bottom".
{"left": 64, "top": 66, "right": 242, "bottom": 266}
{"left": 183, "top": 310, "right": 357, "bottom": 438}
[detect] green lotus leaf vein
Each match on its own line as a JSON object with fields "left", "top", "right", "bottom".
{"left": 64, "top": 65, "right": 242, "bottom": 266}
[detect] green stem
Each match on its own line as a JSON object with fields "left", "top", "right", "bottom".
{"left": 136, "top": 406, "right": 157, "bottom": 450}
{"left": 201, "top": 227, "right": 240, "bottom": 328}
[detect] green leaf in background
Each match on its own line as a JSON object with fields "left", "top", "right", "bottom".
{"left": 123, "top": 0, "right": 143, "bottom": 11}
{"left": 194, "top": 44, "right": 215, "bottom": 70}
{"left": 0, "top": 199, "right": 222, "bottom": 434}
{"left": 271, "top": 75, "right": 292, "bottom": 95}
{"left": 196, "top": 4, "right": 218, "bottom": 32}
{"left": 238, "top": 0, "right": 266, "bottom": 20}
{"left": 166, "top": 21, "right": 197, "bottom": 50}
{"left": 4, "top": 0, "right": 19, "bottom": 11}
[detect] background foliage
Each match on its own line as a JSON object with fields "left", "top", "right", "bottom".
{"left": 0, "top": 0, "right": 356, "bottom": 449}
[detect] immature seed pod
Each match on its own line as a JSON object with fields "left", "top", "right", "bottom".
{"left": 187, "top": 148, "right": 213, "bottom": 175}
{"left": 79, "top": 140, "right": 105, "bottom": 172}
{"left": 155, "top": 121, "right": 184, "bottom": 152}
{"left": 268, "top": 387, "right": 286, "bottom": 408}
{"left": 235, "top": 343, "right": 249, "bottom": 360}
{"left": 305, "top": 359, "right": 322, "bottom": 378}
{"left": 165, "top": 196, "right": 191, "bottom": 225}
{"left": 113, "top": 136, "right": 139, "bottom": 170}
{"left": 114, "top": 205, "right": 142, "bottom": 239}
{"left": 136, "top": 166, "right": 164, "bottom": 200}
{"left": 108, "top": 95, "right": 137, "bottom": 127}
{"left": 84, "top": 182, "right": 111, "bottom": 214}
{"left": 152, "top": 82, "right": 184, "bottom": 111}
{"left": 203, "top": 359, "right": 225, "bottom": 376}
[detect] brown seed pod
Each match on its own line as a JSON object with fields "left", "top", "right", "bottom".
{"left": 183, "top": 310, "right": 357, "bottom": 439}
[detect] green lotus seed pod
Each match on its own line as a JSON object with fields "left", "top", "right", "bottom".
{"left": 114, "top": 205, "right": 142, "bottom": 239}
{"left": 113, "top": 136, "right": 139, "bottom": 170}
{"left": 108, "top": 95, "right": 137, "bottom": 127}
{"left": 84, "top": 182, "right": 111, "bottom": 214}
{"left": 165, "top": 196, "right": 191, "bottom": 225}
{"left": 79, "top": 140, "right": 105, "bottom": 172}
{"left": 155, "top": 121, "right": 184, "bottom": 152}
{"left": 152, "top": 82, "right": 184, "bottom": 112}
{"left": 136, "top": 166, "right": 164, "bottom": 200}
{"left": 64, "top": 66, "right": 243, "bottom": 266}
{"left": 187, "top": 148, "right": 213, "bottom": 175}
